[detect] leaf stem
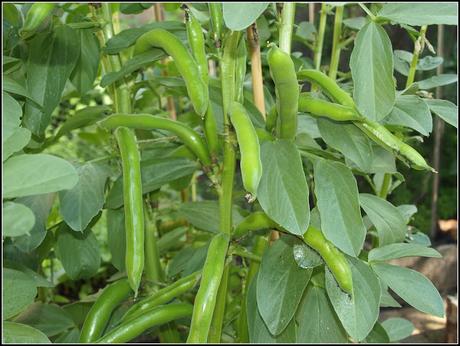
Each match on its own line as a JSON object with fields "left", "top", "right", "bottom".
{"left": 279, "top": 2, "right": 296, "bottom": 54}
{"left": 406, "top": 25, "right": 428, "bottom": 88}
{"left": 358, "top": 3, "right": 377, "bottom": 21}
{"left": 314, "top": 3, "right": 328, "bottom": 70}
{"left": 328, "top": 5, "right": 344, "bottom": 81}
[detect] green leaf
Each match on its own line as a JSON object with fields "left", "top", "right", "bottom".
{"left": 3, "top": 154, "right": 79, "bottom": 198}
{"left": 350, "top": 22, "right": 395, "bottom": 121}
{"left": 14, "top": 303, "right": 76, "bottom": 337}
{"left": 101, "top": 49, "right": 165, "bottom": 87}
{"left": 363, "top": 322, "right": 390, "bottom": 343}
{"left": 59, "top": 162, "right": 108, "bottom": 232}
{"left": 2, "top": 322, "right": 50, "bottom": 344}
{"left": 407, "top": 230, "right": 432, "bottom": 246}
{"left": 3, "top": 76, "right": 42, "bottom": 108}
{"left": 325, "top": 257, "right": 381, "bottom": 341}
{"left": 381, "top": 317, "right": 415, "bottom": 342}
{"left": 371, "top": 262, "right": 444, "bottom": 317}
{"left": 294, "top": 21, "right": 316, "bottom": 42}
{"left": 3, "top": 127, "right": 31, "bottom": 162}
{"left": 257, "top": 236, "right": 312, "bottom": 335}
{"left": 3, "top": 92, "right": 22, "bottom": 139}
{"left": 385, "top": 95, "right": 432, "bottom": 136}
{"left": 55, "top": 224, "right": 101, "bottom": 280}
{"left": 3, "top": 268, "right": 37, "bottom": 320}
{"left": 379, "top": 280, "right": 401, "bottom": 308}
{"left": 167, "top": 242, "right": 209, "bottom": 278}
{"left": 394, "top": 50, "right": 444, "bottom": 76}
{"left": 368, "top": 243, "right": 442, "bottom": 262}
{"left": 70, "top": 28, "right": 100, "bottom": 95}
{"left": 359, "top": 193, "right": 407, "bottom": 246}
{"left": 425, "top": 99, "right": 458, "bottom": 128}
{"left": 296, "top": 285, "right": 348, "bottom": 343}
{"left": 367, "top": 143, "right": 397, "bottom": 174}
{"left": 317, "top": 119, "right": 374, "bottom": 172}
{"left": 12, "top": 193, "right": 55, "bottom": 252}
{"left": 23, "top": 25, "right": 80, "bottom": 135}
{"left": 106, "top": 157, "right": 198, "bottom": 209}
{"left": 377, "top": 3, "right": 458, "bottom": 26}
{"left": 120, "top": 3, "right": 153, "bottom": 14}
{"left": 258, "top": 140, "right": 310, "bottom": 236}
{"left": 4, "top": 261, "right": 54, "bottom": 288}
{"left": 223, "top": 3, "right": 269, "bottom": 31}
{"left": 247, "top": 272, "right": 297, "bottom": 343}
{"left": 397, "top": 204, "right": 417, "bottom": 223}
{"left": 178, "top": 200, "right": 244, "bottom": 233}
{"left": 3, "top": 202, "right": 35, "bottom": 237}
{"left": 104, "top": 21, "right": 185, "bottom": 55}
{"left": 313, "top": 159, "right": 366, "bottom": 256}
{"left": 343, "top": 17, "right": 368, "bottom": 30}
{"left": 417, "top": 74, "right": 457, "bottom": 90}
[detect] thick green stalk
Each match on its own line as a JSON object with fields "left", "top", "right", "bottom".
{"left": 237, "top": 236, "right": 269, "bottom": 342}
{"left": 378, "top": 173, "right": 392, "bottom": 200}
{"left": 208, "top": 264, "right": 230, "bottom": 343}
{"left": 328, "top": 5, "right": 344, "bottom": 81}
{"left": 144, "top": 203, "right": 163, "bottom": 284}
{"left": 314, "top": 4, "right": 328, "bottom": 70}
{"left": 406, "top": 25, "right": 428, "bottom": 88}
{"left": 278, "top": 2, "right": 296, "bottom": 54}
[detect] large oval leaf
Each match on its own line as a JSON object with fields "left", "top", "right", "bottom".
{"left": 326, "top": 257, "right": 381, "bottom": 341}
{"left": 313, "top": 159, "right": 366, "bottom": 256}
{"left": 368, "top": 243, "right": 442, "bottom": 262}
{"left": 359, "top": 193, "right": 406, "bottom": 246}
{"left": 385, "top": 95, "right": 433, "bottom": 136}
{"left": 247, "top": 272, "right": 297, "bottom": 343}
{"left": 3, "top": 268, "right": 37, "bottom": 320}
{"left": 223, "top": 3, "right": 269, "bottom": 31}
{"left": 3, "top": 202, "right": 35, "bottom": 238}
{"left": 371, "top": 262, "right": 444, "bottom": 317}
{"left": 258, "top": 140, "right": 310, "bottom": 236}
{"left": 3, "top": 154, "right": 78, "bottom": 198}
{"left": 2, "top": 322, "right": 50, "bottom": 344}
{"left": 350, "top": 22, "right": 395, "bottom": 121}
{"left": 257, "top": 236, "right": 312, "bottom": 335}
{"left": 296, "top": 285, "right": 348, "bottom": 343}
{"left": 425, "top": 99, "right": 458, "bottom": 129}
{"left": 59, "top": 162, "right": 108, "bottom": 232}
{"left": 377, "top": 3, "right": 458, "bottom": 26}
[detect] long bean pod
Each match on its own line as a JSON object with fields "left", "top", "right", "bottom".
{"left": 298, "top": 92, "right": 363, "bottom": 121}
{"left": 115, "top": 127, "right": 145, "bottom": 294}
{"left": 99, "top": 114, "right": 211, "bottom": 166}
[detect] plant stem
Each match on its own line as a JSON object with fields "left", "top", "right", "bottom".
{"left": 379, "top": 173, "right": 392, "bottom": 199}
{"left": 144, "top": 202, "right": 163, "bottom": 284}
{"left": 328, "top": 5, "right": 344, "bottom": 81}
{"left": 406, "top": 25, "right": 428, "bottom": 88}
{"left": 314, "top": 3, "right": 328, "bottom": 70}
{"left": 237, "top": 236, "right": 269, "bottom": 342}
{"left": 208, "top": 264, "right": 230, "bottom": 342}
{"left": 358, "top": 3, "right": 376, "bottom": 21}
{"left": 247, "top": 23, "right": 266, "bottom": 117}
{"left": 279, "top": 2, "right": 296, "bottom": 54}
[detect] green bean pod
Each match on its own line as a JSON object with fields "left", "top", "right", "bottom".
{"left": 187, "top": 233, "right": 230, "bottom": 343}
{"left": 297, "top": 69, "right": 355, "bottom": 107}
{"left": 20, "top": 3, "right": 55, "bottom": 39}
{"left": 267, "top": 44, "right": 299, "bottom": 140}
{"left": 209, "top": 3, "right": 224, "bottom": 45}
{"left": 115, "top": 127, "right": 145, "bottom": 294}
{"left": 121, "top": 271, "right": 201, "bottom": 323}
{"left": 96, "top": 304, "right": 193, "bottom": 343}
{"left": 134, "top": 28, "right": 208, "bottom": 116}
{"left": 356, "top": 120, "right": 434, "bottom": 171}
{"left": 80, "top": 279, "right": 132, "bottom": 343}
{"left": 185, "top": 7, "right": 208, "bottom": 85}
{"left": 233, "top": 211, "right": 277, "bottom": 239}
{"left": 99, "top": 114, "right": 211, "bottom": 166}
{"left": 235, "top": 38, "right": 247, "bottom": 104}
{"left": 298, "top": 92, "right": 364, "bottom": 121}
{"left": 228, "top": 102, "right": 262, "bottom": 198}
{"left": 184, "top": 7, "right": 218, "bottom": 158}
{"left": 303, "top": 226, "right": 353, "bottom": 294}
